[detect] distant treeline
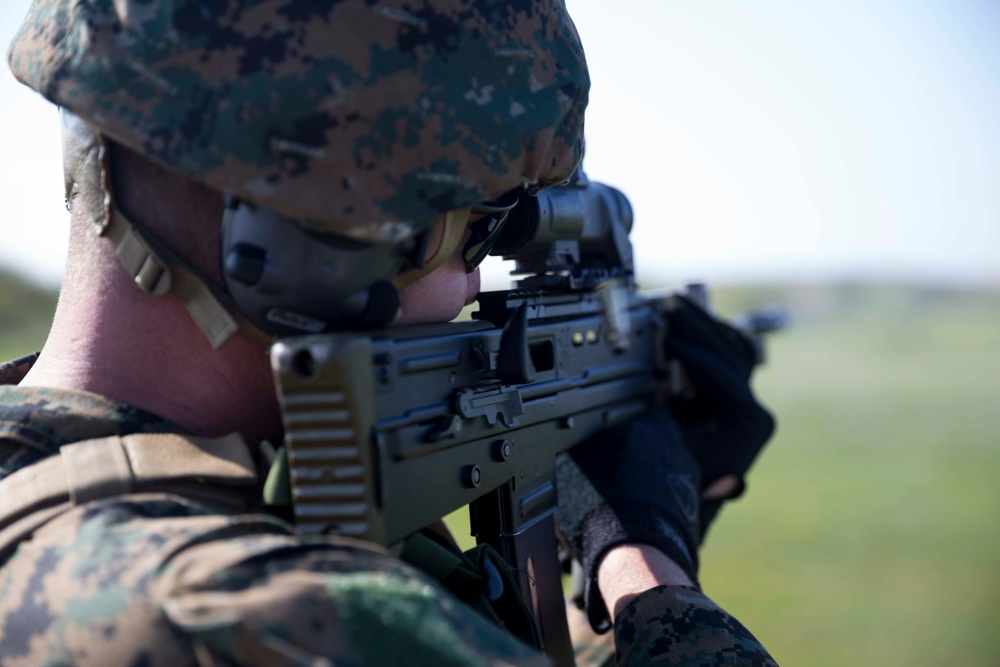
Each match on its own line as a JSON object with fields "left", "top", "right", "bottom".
{"left": 1, "top": 265, "right": 998, "bottom": 363}
{"left": 0, "top": 269, "right": 58, "bottom": 362}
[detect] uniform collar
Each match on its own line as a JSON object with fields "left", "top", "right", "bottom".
{"left": 0, "top": 379, "right": 178, "bottom": 480}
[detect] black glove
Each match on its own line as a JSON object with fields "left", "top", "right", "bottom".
{"left": 555, "top": 408, "right": 701, "bottom": 633}
{"left": 663, "top": 294, "right": 776, "bottom": 540}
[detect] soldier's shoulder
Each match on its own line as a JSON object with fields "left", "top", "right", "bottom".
{"left": 0, "top": 385, "right": 178, "bottom": 477}
{"left": 0, "top": 494, "right": 548, "bottom": 667}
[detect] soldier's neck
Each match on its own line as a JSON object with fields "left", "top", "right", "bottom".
{"left": 20, "top": 258, "right": 283, "bottom": 449}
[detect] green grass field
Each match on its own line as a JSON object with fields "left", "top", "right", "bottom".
{"left": 2, "top": 270, "right": 997, "bottom": 665}
{"left": 0, "top": 270, "right": 56, "bottom": 363}
{"left": 697, "top": 284, "right": 1000, "bottom": 666}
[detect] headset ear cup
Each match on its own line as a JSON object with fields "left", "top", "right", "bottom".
{"left": 221, "top": 199, "right": 413, "bottom": 336}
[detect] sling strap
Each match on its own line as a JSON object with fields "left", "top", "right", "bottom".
{"left": 0, "top": 432, "right": 259, "bottom": 561}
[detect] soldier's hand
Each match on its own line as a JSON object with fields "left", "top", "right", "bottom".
{"left": 663, "top": 294, "right": 776, "bottom": 541}
{"left": 555, "top": 408, "right": 701, "bottom": 632}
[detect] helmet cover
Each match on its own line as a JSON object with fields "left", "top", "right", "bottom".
{"left": 8, "top": 0, "right": 589, "bottom": 242}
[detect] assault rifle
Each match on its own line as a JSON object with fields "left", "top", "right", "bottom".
{"left": 270, "top": 172, "right": 782, "bottom": 666}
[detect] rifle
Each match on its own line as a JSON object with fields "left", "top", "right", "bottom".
{"left": 270, "top": 172, "right": 782, "bottom": 666}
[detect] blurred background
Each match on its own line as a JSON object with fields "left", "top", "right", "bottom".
{"left": 1, "top": 1, "right": 998, "bottom": 664}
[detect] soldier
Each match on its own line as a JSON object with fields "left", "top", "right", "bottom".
{"left": 0, "top": 1, "right": 776, "bottom": 665}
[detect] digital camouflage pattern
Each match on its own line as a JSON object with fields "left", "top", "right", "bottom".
{"left": 615, "top": 586, "right": 777, "bottom": 666}
{"left": 0, "top": 383, "right": 550, "bottom": 666}
{"left": 0, "top": 352, "right": 38, "bottom": 388}
{"left": 0, "top": 383, "right": 176, "bottom": 482}
{"left": 8, "top": 0, "right": 589, "bottom": 242}
{"left": 0, "top": 494, "right": 555, "bottom": 666}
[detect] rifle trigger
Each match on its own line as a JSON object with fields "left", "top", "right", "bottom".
{"left": 497, "top": 303, "right": 534, "bottom": 385}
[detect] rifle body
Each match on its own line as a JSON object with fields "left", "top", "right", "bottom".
{"left": 272, "top": 284, "right": 667, "bottom": 665}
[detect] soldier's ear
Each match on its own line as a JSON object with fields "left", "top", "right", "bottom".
{"left": 61, "top": 111, "right": 105, "bottom": 226}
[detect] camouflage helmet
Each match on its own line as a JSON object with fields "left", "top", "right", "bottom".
{"left": 8, "top": 0, "right": 589, "bottom": 243}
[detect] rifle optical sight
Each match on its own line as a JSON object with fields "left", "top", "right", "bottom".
{"left": 490, "top": 173, "right": 635, "bottom": 289}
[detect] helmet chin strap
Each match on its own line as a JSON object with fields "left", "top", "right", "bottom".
{"left": 65, "top": 112, "right": 471, "bottom": 342}
{"left": 101, "top": 199, "right": 273, "bottom": 350}
{"left": 63, "top": 112, "right": 270, "bottom": 350}
{"left": 392, "top": 207, "right": 470, "bottom": 291}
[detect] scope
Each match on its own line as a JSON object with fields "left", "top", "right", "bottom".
{"left": 490, "top": 171, "right": 635, "bottom": 290}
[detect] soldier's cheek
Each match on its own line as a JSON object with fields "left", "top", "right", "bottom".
{"left": 395, "top": 254, "right": 478, "bottom": 325}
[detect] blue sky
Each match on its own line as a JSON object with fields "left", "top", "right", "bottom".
{"left": 1, "top": 0, "right": 997, "bottom": 288}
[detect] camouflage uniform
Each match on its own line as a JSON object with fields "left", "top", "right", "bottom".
{"left": 0, "top": 352, "right": 39, "bottom": 387}
{"left": 0, "top": 358, "right": 549, "bottom": 667}
{"left": 0, "top": 356, "right": 776, "bottom": 666}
